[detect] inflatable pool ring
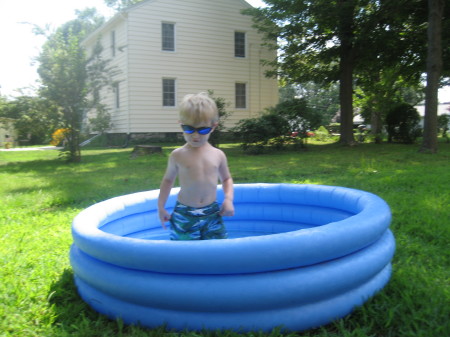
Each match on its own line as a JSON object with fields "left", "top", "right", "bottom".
{"left": 70, "top": 183, "right": 395, "bottom": 332}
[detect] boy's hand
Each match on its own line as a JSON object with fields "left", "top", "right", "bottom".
{"left": 158, "top": 209, "right": 171, "bottom": 229}
{"left": 220, "top": 199, "right": 235, "bottom": 217}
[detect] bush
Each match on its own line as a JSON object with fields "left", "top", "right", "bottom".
{"left": 386, "top": 103, "right": 421, "bottom": 144}
{"left": 273, "top": 98, "right": 322, "bottom": 133}
{"left": 327, "top": 123, "right": 340, "bottom": 135}
{"left": 208, "top": 91, "right": 232, "bottom": 148}
{"left": 232, "top": 112, "right": 289, "bottom": 153}
{"left": 50, "top": 128, "right": 70, "bottom": 146}
{"left": 232, "top": 98, "right": 322, "bottom": 153}
{"left": 314, "top": 126, "right": 331, "bottom": 141}
{"left": 438, "top": 113, "right": 449, "bottom": 141}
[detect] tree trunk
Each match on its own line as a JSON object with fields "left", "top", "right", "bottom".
{"left": 65, "top": 107, "right": 82, "bottom": 163}
{"left": 420, "top": 0, "right": 444, "bottom": 153}
{"left": 337, "top": 0, "right": 356, "bottom": 145}
{"left": 370, "top": 108, "right": 383, "bottom": 144}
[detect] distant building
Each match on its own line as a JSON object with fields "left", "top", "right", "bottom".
{"left": 0, "top": 118, "right": 18, "bottom": 148}
{"left": 415, "top": 102, "right": 450, "bottom": 127}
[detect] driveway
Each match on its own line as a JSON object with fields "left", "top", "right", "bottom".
{"left": 0, "top": 146, "right": 63, "bottom": 151}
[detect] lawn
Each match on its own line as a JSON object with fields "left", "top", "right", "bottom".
{"left": 0, "top": 142, "right": 449, "bottom": 337}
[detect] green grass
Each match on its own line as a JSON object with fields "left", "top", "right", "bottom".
{"left": 0, "top": 142, "right": 449, "bottom": 337}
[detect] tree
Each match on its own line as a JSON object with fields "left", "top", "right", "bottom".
{"left": 246, "top": 0, "right": 450, "bottom": 147}
{"left": 0, "top": 96, "right": 60, "bottom": 145}
{"left": 38, "top": 27, "right": 86, "bottom": 162}
{"left": 244, "top": 0, "right": 385, "bottom": 145}
{"left": 37, "top": 9, "right": 106, "bottom": 162}
{"left": 85, "top": 40, "right": 119, "bottom": 135}
{"left": 386, "top": 103, "right": 421, "bottom": 144}
{"left": 353, "top": 0, "right": 448, "bottom": 147}
{"left": 420, "top": 0, "right": 445, "bottom": 153}
{"left": 297, "top": 82, "right": 340, "bottom": 126}
{"left": 104, "top": 0, "right": 144, "bottom": 12}
{"left": 207, "top": 90, "right": 232, "bottom": 148}
{"left": 437, "top": 113, "right": 449, "bottom": 140}
{"left": 232, "top": 98, "right": 322, "bottom": 153}
{"left": 356, "top": 72, "right": 425, "bottom": 143}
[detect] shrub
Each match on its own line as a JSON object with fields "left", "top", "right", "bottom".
{"left": 386, "top": 103, "right": 421, "bottom": 144}
{"left": 232, "top": 112, "right": 289, "bottom": 153}
{"left": 437, "top": 113, "right": 449, "bottom": 141}
{"left": 88, "top": 105, "right": 112, "bottom": 134}
{"left": 327, "top": 123, "right": 340, "bottom": 134}
{"left": 208, "top": 90, "right": 232, "bottom": 148}
{"left": 232, "top": 98, "right": 322, "bottom": 153}
{"left": 314, "top": 126, "right": 331, "bottom": 141}
{"left": 50, "top": 128, "right": 70, "bottom": 146}
{"left": 274, "top": 98, "right": 323, "bottom": 133}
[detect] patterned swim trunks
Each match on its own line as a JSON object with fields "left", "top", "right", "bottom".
{"left": 170, "top": 201, "right": 228, "bottom": 240}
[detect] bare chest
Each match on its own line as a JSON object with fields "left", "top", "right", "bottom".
{"left": 178, "top": 155, "right": 219, "bottom": 180}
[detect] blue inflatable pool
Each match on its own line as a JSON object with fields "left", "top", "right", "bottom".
{"left": 70, "top": 183, "right": 395, "bottom": 332}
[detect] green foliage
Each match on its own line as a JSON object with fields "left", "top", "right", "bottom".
{"left": 38, "top": 24, "right": 89, "bottom": 162}
{"left": 244, "top": 0, "right": 371, "bottom": 144}
{"left": 275, "top": 98, "right": 323, "bottom": 132}
{"left": 0, "top": 143, "right": 449, "bottom": 336}
{"left": 278, "top": 82, "right": 297, "bottom": 102}
{"left": 314, "top": 126, "right": 331, "bottom": 142}
{"left": 437, "top": 113, "right": 450, "bottom": 140}
{"left": 385, "top": 103, "right": 421, "bottom": 144}
{"left": 244, "top": 0, "right": 450, "bottom": 146}
{"left": 104, "top": 0, "right": 144, "bottom": 12}
{"left": 37, "top": 10, "right": 112, "bottom": 162}
{"left": 296, "top": 82, "right": 340, "bottom": 126}
{"left": 88, "top": 105, "right": 112, "bottom": 134}
{"left": 0, "top": 96, "right": 60, "bottom": 145}
{"left": 207, "top": 90, "right": 232, "bottom": 148}
{"left": 232, "top": 112, "right": 288, "bottom": 153}
{"left": 355, "top": 65, "right": 426, "bottom": 144}
{"left": 85, "top": 39, "right": 119, "bottom": 135}
{"left": 232, "top": 98, "right": 319, "bottom": 153}
{"left": 278, "top": 81, "right": 339, "bottom": 130}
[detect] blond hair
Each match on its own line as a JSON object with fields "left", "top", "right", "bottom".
{"left": 179, "top": 92, "right": 218, "bottom": 125}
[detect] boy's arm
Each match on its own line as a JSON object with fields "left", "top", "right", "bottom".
{"left": 220, "top": 176, "right": 234, "bottom": 216}
{"left": 218, "top": 152, "right": 234, "bottom": 217}
{"left": 158, "top": 154, "right": 178, "bottom": 228}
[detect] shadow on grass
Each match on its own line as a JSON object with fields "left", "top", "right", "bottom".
{"left": 2, "top": 149, "right": 167, "bottom": 209}
{"left": 48, "top": 269, "right": 95, "bottom": 322}
{"left": 47, "top": 269, "right": 188, "bottom": 336}
{"left": 47, "top": 269, "right": 83, "bottom": 330}
{"left": 48, "top": 268, "right": 125, "bottom": 335}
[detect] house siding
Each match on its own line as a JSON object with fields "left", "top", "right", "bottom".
{"left": 83, "top": 0, "right": 278, "bottom": 134}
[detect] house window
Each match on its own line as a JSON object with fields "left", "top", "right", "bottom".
{"left": 162, "top": 23, "right": 175, "bottom": 51}
{"left": 163, "top": 79, "right": 176, "bottom": 106}
{"left": 235, "top": 83, "right": 247, "bottom": 109}
{"left": 114, "top": 82, "right": 120, "bottom": 108}
{"left": 235, "top": 32, "right": 246, "bottom": 57}
{"left": 111, "top": 31, "right": 116, "bottom": 57}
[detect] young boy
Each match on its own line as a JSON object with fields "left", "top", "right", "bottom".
{"left": 157, "top": 92, "right": 234, "bottom": 240}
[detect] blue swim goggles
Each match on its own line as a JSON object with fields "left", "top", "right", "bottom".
{"left": 181, "top": 125, "right": 213, "bottom": 135}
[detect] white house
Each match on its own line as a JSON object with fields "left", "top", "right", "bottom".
{"left": 415, "top": 102, "right": 450, "bottom": 128}
{"left": 82, "top": 0, "right": 278, "bottom": 137}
